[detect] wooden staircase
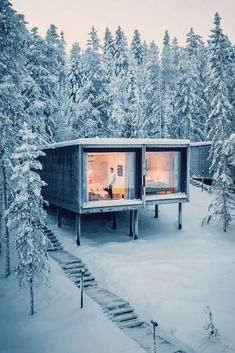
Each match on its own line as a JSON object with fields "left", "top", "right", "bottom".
{"left": 43, "top": 225, "right": 196, "bottom": 353}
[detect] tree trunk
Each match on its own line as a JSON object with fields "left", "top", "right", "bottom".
{"left": 30, "top": 277, "right": 34, "bottom": 315}
{"left": 3, "top": 169, "right": 10, "bottom": 278}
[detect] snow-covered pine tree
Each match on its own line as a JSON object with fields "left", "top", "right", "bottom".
{"left": 131, "top": 29, "right": 144, "bottom": 66}
{"left": 24, "top": 27, "right": 49, "bottom": 139}
{"left": 161, "top": 31, "right": 174, "bottom": 137}
{"left": 103, "top": 28, "right": 115, "bottom": 82}
{"left": 204, "top": 13, "right": 235, "bottom": 232}
{"left": 43, "top": 25, "right": 68, "bottom": 140}
{"left": 73, "top": 27, "right": 109, "bottom": 137}
{"left": 143, "top": 41, "right": 161, "bottom": 137}
{"left": 124, "top": 54, "right": 146, "bottom": 137}
{"left": 66, "top": 42, "right": 83, "bottom": 139}
{"left": 0, "top": 0, "right": 29, "bottom": 277}
{"left": 114, "top": 26, "right": 129, "bottom": 77}
{"left": 7, "top": 123, "right": 49, "bottom": 315}
{"left": 105, "top": 27, "right": 130, "bottom": 137}
{"left": 173, "top": 29, "right": 207, "bottom": 140}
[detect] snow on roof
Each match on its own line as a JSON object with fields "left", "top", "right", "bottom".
{"left": 190, "top": 141, "right": 212, "bottom": 147}
{"left": 43, "top": 137, "right": 190, "bottom": 150}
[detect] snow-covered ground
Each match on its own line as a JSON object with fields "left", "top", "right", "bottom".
{"left": 50, "top": 186, "right": 235, "bottom": 353}
{"left": 0, "top": 259, "right": 145, "bottom": 353}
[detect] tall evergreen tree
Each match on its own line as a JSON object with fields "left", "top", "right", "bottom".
{"left": 173, "top": 29, "right": 207, "bottom": 140}
{"left": 131, "top": 29, "right": 144, "bottom": 66}
{"left": 143, "top": 41, "right": 161, "bottom": 137}
{"left": 204, "top": 13, "right": 235, "bottom": 232}
{"left": 43, "top": 25, "right": 67, "bottom": 139}
{"left": 114, "top": 26, "right": 129, "bottom": 77}
{"left": 161, "top": 31, "right": 174, "bottom": 137}
{"left": 0, "top": 0, "right": 29, "bottom": 277}
{"left": 74, "top": 28, "right": 109, "bottom": 137}
{"left": 24, "top": 27, "right": 49, "bottom": 139}
{"left": 103, "top": 28, "right": 115, "bottom": 82}
{"left": 7, "top": 123, "right": 49, "bottom": 315}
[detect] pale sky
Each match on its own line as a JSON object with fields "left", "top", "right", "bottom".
{"left": 12, "top": 0, "right": 235, "bottom": 50}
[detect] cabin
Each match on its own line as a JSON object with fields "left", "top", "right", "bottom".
{"left": 190, "top": 141, "right": 235, "bottom": 183}
{"left": 41, "top": 138, "right": 190, "bottom": 245}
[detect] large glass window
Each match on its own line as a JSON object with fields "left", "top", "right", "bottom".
{"left": 84, "top": 152, "right": 136, "bottom": 202}
{"left": 145, "top": 152, "right": 181, "bottom": 195}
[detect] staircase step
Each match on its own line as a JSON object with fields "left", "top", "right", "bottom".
{"left": 48, "top": 247, "right": 63, "bottom": 252}
{"left": 112, "top": 312, "right": 138, "bottom": 323}
{"left": 62, "top": 262, "right": 82, "bottom": 270}
{"left": 64, "top": 257, "right": 81, "bottom": 266}
{"left": 74, "top": 277, "right": 95, "bottom": 284}
{"left": 67, "top": 271, "right": 91, "bottom": 279}
{"left": 118, "top": 319, "right": 144, "bottom": 328}
{"left": 64, "top": 266, "right": 86, "bottom": 274}
{"left": 105, "top": 306, "right": 134, "bottom": 317}
{"left": 102, "top": 300, "right": 129, "bottom": 310}
{"left": 76, "top": 281, "right": 97, "bottom": 288}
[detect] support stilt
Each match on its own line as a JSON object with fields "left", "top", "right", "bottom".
{"left": 129, "top": 210, "right": 134, "bottom": 237}
{"left": 133, "top": 209, "right": 139, "bottom": 240}
{"left": 178, "top": 203, "right": 182, "bottom": 230}
{"left": 154, "top": 205, "right": 159, "bottom": 219}
{"left": 76, "top": 213, "right": 81, "bottom": 246}
{"left": 112, "top": 212, "right": 117, "bottom": 230}
{"left": 57, "top": 207, "right": 61, "bottom": 228}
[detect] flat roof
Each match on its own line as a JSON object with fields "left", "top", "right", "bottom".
{"left": 44, "top": 138, "right": 190, "bottom": 150}
{"left": 190, "top": 141, "right": 212, "bottom": 147}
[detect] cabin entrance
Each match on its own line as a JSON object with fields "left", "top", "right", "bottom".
{"left": 84, "top": 152, "right": 136, "bottom": 202}
{"left": 145, "top": 151, "right": 181, "bottom": 196}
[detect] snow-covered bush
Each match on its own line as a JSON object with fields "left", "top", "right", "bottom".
{"left": 204, "top": 306, "right": 220, "bottom": 343}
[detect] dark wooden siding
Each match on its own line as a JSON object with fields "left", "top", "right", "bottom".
{"left": 40, "top": 146, "right": 80, "bottom": 212}
{"left": 190, "top": 145, "right": 211, "bottom": 179}
{"left": 190, "top": 145, "right": 235, "bottom": 181}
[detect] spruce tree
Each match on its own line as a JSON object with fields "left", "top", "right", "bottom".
{"left": 143, "top": 41, "right": 161, "bottom": 137}
{"left": 173, "top": 30, "right": 207, "bottom": 140}
{"left": 74, "top": 28, "right": 109, "bottom": 137}
{"left": 131, "top": 29, "right": 144, "bottom": 66}
{"left": 0, "top": 0, "right": 29, "bottom": 277}
{"left": 7, "top": 123, "right": 49, "bottom": 315}
{"left": 43, "top": 25, "right": 68, "bottom": 139}
{"left": 161, "top": 31, "right": 174, "bottom": 137}
{"left": 204, "top": 13, "right": 235, "bottom": 232}
{"left": 66, "top": 42, "right": 83, "bottom": 138}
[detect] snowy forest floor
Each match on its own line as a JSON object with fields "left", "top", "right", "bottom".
{"left": 48, "top": 186, "right": 235, "bottom": 353}
{"left": 1, "top": 185, "right": 235, "bottom": 353}
{"left": 0, "top": 257, "right": 146, "bottom": 353}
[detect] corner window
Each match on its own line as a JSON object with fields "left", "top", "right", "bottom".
{"left": 83, "top": 152, "right": 136, "bottom": 202}
{"left": 145, "top": 151, "right": 181, "bottom": 195}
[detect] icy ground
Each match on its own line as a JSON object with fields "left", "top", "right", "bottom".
{"left": 49, "top": 186, "right": 235, "bottom": 353}
{"left": 0, "top": 259, "right": 145, "bottom": 353}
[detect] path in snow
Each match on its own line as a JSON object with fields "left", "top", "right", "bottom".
{"left": 45, "top": 225, "right": 196, "bottom": 353}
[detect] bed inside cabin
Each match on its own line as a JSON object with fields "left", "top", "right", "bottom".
{"left": 145, "top": 151, "right": 181, "bottom": 197}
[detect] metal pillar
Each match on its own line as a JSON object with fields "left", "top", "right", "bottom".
{"left": 178, "top": 203, "right": 182, "bottom": 230}
{"left": 57, "top": 207, "right": 61, "bottom": 228}
{"left": 133, "top": 209, "right": 139, "bottom": 240}
{"left": 80, "top": 269, "right": 85, "bottom": 308}
{"left": 112, "top": 212, "right": 117, "bottom": 230}
{"left": 154, "top": 205, "right": 159, "bottom": 218}
{"left": 76, "top": 213, "right": 81, "bottom": 246}
{"left": 129, "top": 210, "right": 134, "bottom": 237}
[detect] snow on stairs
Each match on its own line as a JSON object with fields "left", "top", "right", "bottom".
{"left": 190, "top": 178, "right": 210, "bottom": 192}
{"left": 45, "top": 226, "right": 196, "bottom": 353}
{"left": 42, "top": 225, "right": 63, "bottom": 251}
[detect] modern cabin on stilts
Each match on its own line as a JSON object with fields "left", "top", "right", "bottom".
{"left": 40, "top": 138, "right": 190, "bottom": 245}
